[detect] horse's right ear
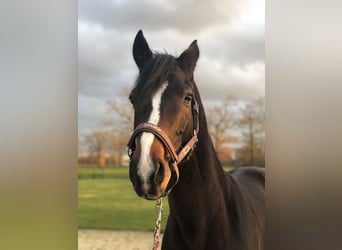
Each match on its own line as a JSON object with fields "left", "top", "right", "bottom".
{"left": 133, "top": 30, "right": 153, "bottom": 69}
{"left": 176, "top": 40, "right": 199, "bottom": 75}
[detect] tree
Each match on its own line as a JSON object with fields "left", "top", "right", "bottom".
{"left": 84, "top": 129, "right": 111, "bottom": 167}
{"left": 237, "top": 97, "right": 265, "bottom": 166}
{"left": 105, "top": 87, "right": 134, "bottom": 166}
{"left": 206, "top": 97, "right": 238, "bottom": 164}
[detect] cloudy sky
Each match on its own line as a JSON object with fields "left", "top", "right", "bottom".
{"left": 78, "top": 0, "right": 264, "bottom": 137}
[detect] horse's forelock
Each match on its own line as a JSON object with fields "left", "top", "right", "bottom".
{"left": 130, "top": 54, "right": 176, "bottom": 105}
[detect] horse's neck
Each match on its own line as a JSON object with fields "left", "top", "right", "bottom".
{"left": 169, "top": 130, "right": 229, "bottom": 209}
{"left": 164, "top": 94, "right": 249, "bottom": 248}
{"left": 166, "top": 128, "right": 237, "bottom": 249}
{"left": 167, "top": 123, "right": 234, "bottom": 232}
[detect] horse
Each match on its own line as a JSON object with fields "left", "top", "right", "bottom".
{"left": 127, "top": 30, "right": 265, "bottom": 250}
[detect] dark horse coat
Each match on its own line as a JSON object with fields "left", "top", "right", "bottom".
{"left": 128, "top": 30, "right": 265, "bottom": 250}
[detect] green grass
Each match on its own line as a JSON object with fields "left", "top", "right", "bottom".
{"left": 78, "top": 166, "right": 233, "bottom": 231}
{"left": 78, "top": 166, "right": 128, "bottom": 179}
{"left": 78, "top": 167, "right": 170, "bottom": 231}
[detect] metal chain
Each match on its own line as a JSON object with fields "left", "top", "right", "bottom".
{"left": 152, "top": 198, "right": 163, "bottom": 250}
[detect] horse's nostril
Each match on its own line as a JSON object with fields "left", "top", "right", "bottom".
{"left": 155, "top": 161, "right": 165, "bottom": 184}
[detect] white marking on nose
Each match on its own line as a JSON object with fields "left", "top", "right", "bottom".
{"left": 138, "top": 82, "right": 168, "bottom": 191}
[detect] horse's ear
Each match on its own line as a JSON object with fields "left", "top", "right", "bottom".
{"left": 133, "top": 30, "right": 153, "bottom": 69}
{"left": 177, "top": 40, "right": 199, "bottom": 74}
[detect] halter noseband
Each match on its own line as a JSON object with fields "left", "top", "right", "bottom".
{"left": 127, "top": 100, "right": 199, "bottom": 194}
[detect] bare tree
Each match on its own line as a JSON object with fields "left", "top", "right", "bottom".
{"left": 206, "top": 97, "right": 238, "bottom": 164}
{"left": 105, "top": 87, "right": 134, "bottom": 166}
{"left": 84, "top": 130, "right": 111, "bottom": 167}
{"left": 237, "top": 97, "right": 265, "bottom": 166}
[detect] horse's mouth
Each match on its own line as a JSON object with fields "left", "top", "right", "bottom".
{"left": 131, "top": 181, "right": 163, "bottom": 200}
{"left": 135, "top": 188, "right": 163, "bottom": 200}
{"left": 129, "top": 156, "right": 179, "bottom": 200}
{"left": 142, "top": 194, "right": 159, "bottom": 200}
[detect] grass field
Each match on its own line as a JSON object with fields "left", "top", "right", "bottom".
{"left": 78, "top": 166, "right": 233, "bottom": 231}
{"left": 78, "top": 166, "right": 128, "bottom": 179}
{"left": 78, "top": 167, "right": 170, "bottom": 231}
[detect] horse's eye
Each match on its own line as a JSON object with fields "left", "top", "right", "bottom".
{"left": 129, "top": 94, "right": 134, "bottom": 105}
{"left": 184, "top": 94, "right": 193, "bottom": 104}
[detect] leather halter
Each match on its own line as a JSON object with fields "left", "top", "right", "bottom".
{"left": 127, "top": 100, "right": 199, "bottom": 194}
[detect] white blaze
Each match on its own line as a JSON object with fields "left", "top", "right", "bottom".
{"left": 138, "top": 82, "right": 168, "bottom": 191}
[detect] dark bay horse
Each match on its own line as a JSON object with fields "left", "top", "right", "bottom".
{"left": 127, "top": 30, "right": 265, "bottom": 250}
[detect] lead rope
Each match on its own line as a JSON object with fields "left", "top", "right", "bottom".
{"left": 152, "top": 198, "right": 163, "bottom": 250}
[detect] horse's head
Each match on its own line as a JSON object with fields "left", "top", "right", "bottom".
{"left": 128, "top": 30, "right": 200, "bottom": 200}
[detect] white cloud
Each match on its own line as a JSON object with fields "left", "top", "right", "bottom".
{"left": 78, "top": 0, "right": 265, "bottom": 135}
{"left": 78, "top": 94, "right": 109, "bottom": 130}
{"left": 229, "top": 61, "right": 265, "bottom": 84}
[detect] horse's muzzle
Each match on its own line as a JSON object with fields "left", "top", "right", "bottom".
{"left": 128, "top": 140, "right": 178, "bottom": 200}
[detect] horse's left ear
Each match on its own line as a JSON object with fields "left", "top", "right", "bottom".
{"left": 133, "top": 30, "right": 153, "bottom": 70}
{"left": 177, "top": 40, "right": 200, "bottom": 74}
